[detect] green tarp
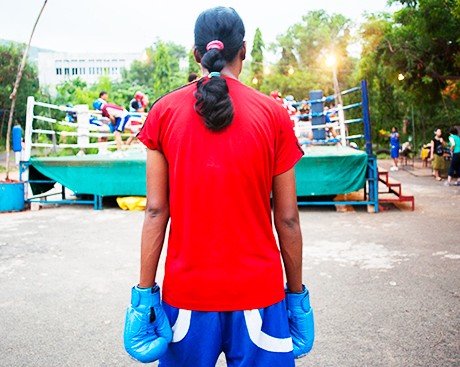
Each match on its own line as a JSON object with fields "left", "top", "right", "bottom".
{"left": 295, "top": 146, "right": 367, "bottom": 196}
{"left": 30, "top": 146, "right": 367, "bottom": 197}
{"left": 30, "top": 154, "right": 147, "bottom": 197}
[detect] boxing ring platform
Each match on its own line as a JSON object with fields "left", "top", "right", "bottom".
{"left": 27, "top": 153, "right": 146, "bottom": 198}
{"left": 19, "top": 80, "right": 379, "bottom": 212}
{"left": 295, "top": 146, "right": 367, "bottom": 197}
{"left": 25, "top": 145, "right": 368, "bottom": 206}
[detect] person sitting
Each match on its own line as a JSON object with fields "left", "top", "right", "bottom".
{"left": 399, "top": 141, "right": 413, "bottom": 166}
{"left": 421, "top": 143, "right": 431, "bottom": 167}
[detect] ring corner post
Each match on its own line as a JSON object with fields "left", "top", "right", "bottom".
{"left": 361, "top": 80, "right": 379, "bottom": 213}
{"left": 24, "top": 96, "right": 35, "bottom": 163}
{"left": 360, "top": 80, "right": 373, "bottom": 156}
{"left": 22, "top": 96, "right": 35, "bottom": 202}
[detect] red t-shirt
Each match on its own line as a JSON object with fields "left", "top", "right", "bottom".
{"left": 137, "top": 77, "right": 303, "bottom": 311}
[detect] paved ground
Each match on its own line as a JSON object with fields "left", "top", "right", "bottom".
{"left": 0, "top": 160, "right": 459, "bottom": 367}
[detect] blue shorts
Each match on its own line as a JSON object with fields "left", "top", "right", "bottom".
{"left": 391, "top": 146, "right": 400, "bottom": 159}
{"left": 111, "top": 113, "right": 143, "bottom": 133}
{"left": 159, "top": 299, "right": 295, "bottom": 367}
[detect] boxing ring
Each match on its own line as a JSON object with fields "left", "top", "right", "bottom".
{"left": 292, "top": 80, "right": 378, "bottom": 211}
{"left": 19, "top": 80, "right": 378, "bottom": 212}
{"left": 19, "top": 97, "right": 146, "bottom": 209}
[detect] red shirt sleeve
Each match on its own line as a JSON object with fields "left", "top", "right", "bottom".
{"left": 100, "top": 104, "right": 109, "bottom": 118}
{"left": 137, "top": 104, "right": 162, "bottom": 152}
{"left": 273, "top": 107, "right": 304, "bottom": 176}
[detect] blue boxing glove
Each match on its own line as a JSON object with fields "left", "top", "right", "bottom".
{"left": 285, "top": 285, "right": 315, "bottom": 358}
{"left": 124, "top": 284, "right": 172, "bottom": 363}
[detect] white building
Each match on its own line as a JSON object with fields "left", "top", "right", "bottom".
{"left": 38, "top": 52, "right": 142, "bottom": 91}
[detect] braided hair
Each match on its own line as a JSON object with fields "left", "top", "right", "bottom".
{"left": 194, "top": 7, "right": 245, "bottom": 131}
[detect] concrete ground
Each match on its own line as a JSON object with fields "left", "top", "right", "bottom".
{"left": 0, "top": 160, "right": 459, "bottom": 367}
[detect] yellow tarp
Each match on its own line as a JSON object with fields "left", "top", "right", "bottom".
{"left": 116, "top": 196, "right": 146, "bottom": 211}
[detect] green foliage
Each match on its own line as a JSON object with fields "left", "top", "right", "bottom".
{"left": 187, "top": 50, "right": 201, "bottom": 78}
{"left": 356, "top": 13, "right": 406, "bottom": 147}
{"left": 250, "top": 28, "right": 265, "bottom": 90}
{"left": 123, "top": 41, "right": 187, "bottom": 99}
{"left": 153, "top": 42, "right": 172, "bottom": 96}
{"left": 49, "top": 41, "right": 188, "bottom": 111}
{"left": 24, "top": 4, "right": 457, "bottom": 155}
{"left": 0, "top": 44, "right": 39, "bottom": 139}
{"left": 384, "top": 0, "right": 460, "bottom": 103}
{"left": 263, "top": 10, "right": 355, "bottom": 99}
{"left": 358, "top": 1, "right": 460, "bottom": 147}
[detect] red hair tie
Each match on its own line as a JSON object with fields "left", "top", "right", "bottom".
{"left": 206, "top": 40, "right": 224, "bottom": 51}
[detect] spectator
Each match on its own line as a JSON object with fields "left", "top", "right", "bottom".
{"left": 389, "top": 127, "right": 400, "bottom": 171}
{"left": 429, "top": 128, "right": 445, "bottom": 181}
{"left": 188, "top": 73, "right": 199, "bottom": 83}
{"left": 421, "top": 143, "right": 431, "bottom": 167}
{"left": 445, "top": 127, "right": 460, "bottom": 186}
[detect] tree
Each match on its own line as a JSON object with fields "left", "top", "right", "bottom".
{"left": 188, "top": 49, "right": 201, "bottom": 78}
{"left": 153, "top": 42, "right": 172, "bottom": 97}
{"left": 123, "top": 41, "right": 187, "bottom": 98}
{"left": 357, "top": 13, "right": 406, "bottom": 147}
{"left": 264, "top": 10, "right": 354, "bottom": 99}
{"left": 250, "top": 28, "right": 265, "bottom": 89}
{"left": 384, "top": 0, "right": 460, "bottom": 105}
{"left": 0, "top": 44, "right": 39, "bottom": 138}
{"left": 359, "top": 0, "right": 460, "bottom": 144}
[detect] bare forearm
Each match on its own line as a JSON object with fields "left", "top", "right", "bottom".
{"left": 277, "top": 220, "right": 303, "bottom": 293}
{"left": 139, "top": 210, "right": 169, "bottom": 288}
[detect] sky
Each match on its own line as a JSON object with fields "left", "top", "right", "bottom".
{"left": 0, "top": 0, "right": 396, "bottom": 55}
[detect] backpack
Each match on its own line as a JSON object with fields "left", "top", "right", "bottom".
{"left": 435, "top": 142, "right": 444, "bottom": 155}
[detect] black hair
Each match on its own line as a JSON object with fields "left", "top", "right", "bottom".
{"left": 449, "top": 127, "right": 458, "bottom": 135}
{"left": 99, "top": 91, "right": 107, "bottom": 98}
{"left": 188, "top": 73, "right": 198, "bottom": 83}
{"left": 194, "top": 7, "right": 245, "bottom": 131}
{"left": 393, "top": 126, "right": 398, "bottom": 132}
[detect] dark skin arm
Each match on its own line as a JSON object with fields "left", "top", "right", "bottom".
{"left": 273, "top": 167, "right": 303, "bottom": 293}
{"left": 138, "top": 150, "right": 302, "bottom": 291}
{"left": 138, "top": 149, "right": 170, "bottom": 288}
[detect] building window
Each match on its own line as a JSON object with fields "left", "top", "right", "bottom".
{"left": 80, "top": 67, "right": 85, "bottom": 75}
{"left": 72, "top": 67, "right": 78, "bottom": 75}
{"left": 64, "top": 68, "right": 70, "bottom": 75}
{"left": 103, "top": 67, "right": 108, "bottom": 75}
{"left": 56, "top": 68, "right": 62, "bottom": 75}
{"left": 112, "top": 67, "right": 117, "bottom": 74}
